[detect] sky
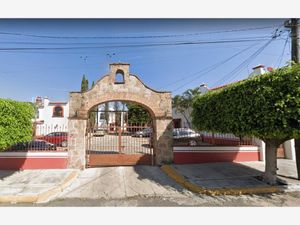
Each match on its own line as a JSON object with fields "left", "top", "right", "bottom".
{"left": 0, "top": 19, "right": 292, "bottom": 102}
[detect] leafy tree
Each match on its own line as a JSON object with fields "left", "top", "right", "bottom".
{"left": 172, "top": 87, "right": 200, "bottom": 128}
{"left": 0, "top": 99, "right": 35, "bottom": 150}
{"left": 127, "top": 102, "right": 151, "bottom": 125}
{"left": 91, "top": 81, "right": 95, "bottom": 88}
{"left": 113, "top": 101, "right": 121, "bottom": 126}
{"left": 104, "top": 102, "right": 109, "bottom": 124}
{"left": 192, "top": 64, "right": 300, "bottom": 184}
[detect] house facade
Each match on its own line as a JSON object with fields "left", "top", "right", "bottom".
{"left": 34, "top": 96, "right": 69, "bottom": 135}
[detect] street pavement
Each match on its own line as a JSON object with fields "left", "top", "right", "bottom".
{"left": 1, "top": 159, "right": 300, "bottom": 206}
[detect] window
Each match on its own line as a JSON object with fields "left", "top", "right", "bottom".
{"left": 53, "top": 106, "right": 64, "bottom": 117}
{"left": 115, "top": 69, "right": 125, "bottom": 84}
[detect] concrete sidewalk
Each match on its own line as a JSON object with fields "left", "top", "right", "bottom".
{"left": 241, "top": 159, "right": 300, "bottom": 191}
{"left": 162, "top": 159, "right": 300, "bottom": 195}
{"left": 0, "top": 169, "right": 78, "bottom": 204}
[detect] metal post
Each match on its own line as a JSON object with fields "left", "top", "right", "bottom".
{"left": 118, "top": 126, "right": 122, "bottom": 153}
{"left": 285, "top": 18, "right": 299, "bottom": 63}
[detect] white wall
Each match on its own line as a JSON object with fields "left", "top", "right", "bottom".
{"left": 36, "top": 98, "right": 69, "bottom": 135}
{"left": 172, "top": 108, "right": 191, "bottom": 128}
{"left": 284, "top": 139, "right": 296, "bottom": 160}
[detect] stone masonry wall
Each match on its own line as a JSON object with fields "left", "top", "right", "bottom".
{"left": 68, "top": 63, "right": 173, "bottom": 168}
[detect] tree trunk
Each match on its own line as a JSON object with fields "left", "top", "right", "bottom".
{"left": 181, "top": 112, "right": 191, "bottom": 128}
{"left": 295, "top": 139, "right": 300, "bottom": 180}
{"left": 263, "top": 139, "right": 284, "bottom": 185}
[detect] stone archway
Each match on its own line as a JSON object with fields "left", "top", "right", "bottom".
{"left": 68, "top": 63, "right": 173, "bottom": 169}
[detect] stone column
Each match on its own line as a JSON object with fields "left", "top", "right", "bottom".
{"left": 154, "top": 118, "right": 174, "bottom": 165}
{"left": 68, "top": 118, "right": 87, "bottom": 169}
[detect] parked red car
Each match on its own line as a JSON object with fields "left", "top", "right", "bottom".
{"left": 38, "top": 132, "right": 68, "bottom": 147}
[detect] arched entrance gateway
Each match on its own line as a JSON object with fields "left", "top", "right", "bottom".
{"left": 68, "top": 63, "right": 173, "bottom": 169}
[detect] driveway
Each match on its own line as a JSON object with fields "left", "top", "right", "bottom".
{"left": 56, "top": 166, "right": 191, "bottom": 200}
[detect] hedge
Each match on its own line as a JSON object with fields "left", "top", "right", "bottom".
{"left": 192, "top": 64, "right": 300, "bottom": 141}
{"left": 0, "top": 98, "right": 35, "bottom": 151}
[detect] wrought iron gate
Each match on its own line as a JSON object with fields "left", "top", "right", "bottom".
{"left": 86, "top": 123, "right": 154, "bottom": 167}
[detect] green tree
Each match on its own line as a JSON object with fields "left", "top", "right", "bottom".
{"left": 104, "top": 102, "right": 109, "bottom": 125}
{"left": 172, "top": 87, "right": 200, "bottom": 128}
{"left": 127, "top": 102, "right": 151, "bottom": 125}
{"left": 81, "top": 75, "right": 89, "bottom": 92}
{"left": 0, "top": 99, "right": 35, "bottom": 150}
{"left": 192, "top": 64, "right": 300, "bottom": 184}
{"left": 113, "top": 101, "right": 121, "bottom": 126}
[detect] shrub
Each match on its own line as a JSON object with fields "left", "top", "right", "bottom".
{"left": 0, "top": 98, "right": 35, "bottom": 151}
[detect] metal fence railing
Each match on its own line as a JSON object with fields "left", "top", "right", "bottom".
{"left": 173, "top": 128, "right": 255, "bottom": 146}
{"left": 5, "top": 124, "right": 68, "bottom": 151}
{"left": 199, "top": 131, "right": 255, "bottom": 146}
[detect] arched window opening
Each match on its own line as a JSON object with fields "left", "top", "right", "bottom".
{"left": 53, "top": 106, "right": 64, "bottom": 117}
{"left": 115, "top": 69, "right": 125, "bottom": 84}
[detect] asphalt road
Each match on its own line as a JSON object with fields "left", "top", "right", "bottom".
{"left": 2, "top": 191, "right": 300, "bottom": 207}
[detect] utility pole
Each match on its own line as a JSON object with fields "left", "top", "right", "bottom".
{"left": 285, "top": 18, "right": 300, "bottom": 180}
{"left": 284, "top": 18, "right": 299, "bottom": 63}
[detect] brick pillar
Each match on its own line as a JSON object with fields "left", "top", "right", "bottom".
{"left": 154, "top": 118, "right": 173, "bottom": 165}
{"left": 68, "top": 118, "right": 87, "bottom": 169}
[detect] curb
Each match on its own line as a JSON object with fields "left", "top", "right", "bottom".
{"left": 0, "top": 170, "right": 79, "bottom": 204}
{"left": 161, "top": 165, "right": 280, "bottom": 196}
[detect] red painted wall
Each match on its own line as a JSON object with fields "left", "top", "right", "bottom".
{"left": 174, "top": 151, "right": 260, "bottom": 164}
{"left": 0, "top": 158, "right": 68, "bottom": 170}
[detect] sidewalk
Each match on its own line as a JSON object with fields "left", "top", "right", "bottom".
{"left": 162, "top": 159, "right": 300, "bottom": 195}
{"left": 0, "top": 169, "right": 78, "bottom": 204}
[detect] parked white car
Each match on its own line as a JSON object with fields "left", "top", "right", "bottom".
{"left": 173, "top": 128, "right": 202, "bottom": 146}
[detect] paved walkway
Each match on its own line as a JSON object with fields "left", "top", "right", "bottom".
{"left": 0, "top": 169, "right": 78, "bottom": 203}
{"left": 57, "top": 166, "right": 191, "bottom": 200}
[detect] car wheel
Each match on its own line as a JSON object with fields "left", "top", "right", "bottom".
{"left": 61, "top": 141, "right": 68, "bottom": 147}
{"left": 189, "top": 140, "right": 197, "bottom": 146}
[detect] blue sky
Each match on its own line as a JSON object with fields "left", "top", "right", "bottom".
{"left": 0, "top": 19, "right": 291, "bottom": 102}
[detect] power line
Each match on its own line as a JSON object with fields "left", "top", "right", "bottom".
{"left": 0, "top": 25, "right": 281, "bottom": 39}
{"left": 0, "top": 35, "right": 271, "bottom": 46}
{"left": 275, "top": 33, "right": 290, "bottom": 68}
{"left": 0, "top": 37, "right": 273, "bottom": 51}
{"left": 212, "top": 37, "right": 275, "bottom": 86}
{"left": 167, "top": 42, "right": 260, "bottom": 92}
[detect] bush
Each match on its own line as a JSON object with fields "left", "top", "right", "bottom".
{"left": 192, "top": 64, "right": 300, "bottom": 140}
{"left": 0, "top": 99, "right": 35, "bottom": 151}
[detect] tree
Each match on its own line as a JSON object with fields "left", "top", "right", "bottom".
{"left": 91, "top": 81, "right": 95, "bottom": 88}
{"left": 113, "top": 101, "right": 121, "bottom": 126}
{"left": 104, "top": 102, "right": 109, "bottom": 125}
{"left": 0, "top": 99, "right": 35, "bottom": 150}
{"left": 192, "top": 64, "right": 300, "bottom": 185}
{"left": 81, "top": 75, "right": 89, "bottom": 92}
{"left": 172, "top": 87, "right": 200, "bottom": 128}
{"left": 127, "top": 102, "right": 151, "bottom": 125}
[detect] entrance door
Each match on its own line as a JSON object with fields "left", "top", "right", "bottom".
{"left": 277, "top": 144, "right": 285, "bottom": 158}
{"left": 86, "top": 123, "right": 154, "bottom": 167}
